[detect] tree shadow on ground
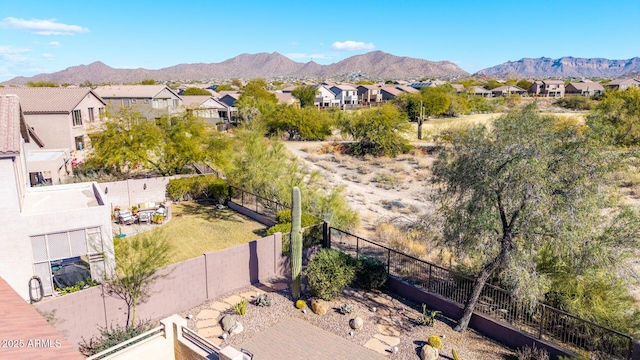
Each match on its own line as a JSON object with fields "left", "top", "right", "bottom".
{"left": 177, "top": 200, "right": 241, "bottom": 222}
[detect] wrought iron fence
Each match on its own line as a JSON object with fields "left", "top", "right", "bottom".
{"left": 228, "top": 185, "right": 287, "bottom": 221}
{"left": 281, "top": 222, "right": 324, "bottom": 256}
{"left": 330, "top": 227, "right": 634, "bottom": 359}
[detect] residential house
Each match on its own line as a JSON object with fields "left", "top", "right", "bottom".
{"left": 409, "top": 80, "right": 446, "bottom": 89}
{"left": 181, "top": 95, "right": 231, "bottom": 125}
{"left": 491, "top": 85, "right": 527, "bottom": 97}
{"left": 604, "top": 78, "right": 640, "bottom": 90}
{"left": 314, "top": 85, "right": 340, "bottom": 107}
{"left": 565, "top": 81, "right": 605, "bottom": 96}
{"left": 217, "top": 91, "right": 241, "bottom": 107}
{"left": 275, "top": 92, "right": 299, "bottom": 106}
{"left": 529, "top": 80, "right": 565, "bottom": 97}
{"left": 469, "top": 86, "right": 493, "bottom": 98}
{"left": 396, "top": 85, "right": 419, "bottom": 93}
{"left": 450, "top": 84, "right": 466, "bottom": 93}
{"left": 95, "top": 84, "right": 183, "bottom": 118}
{"left": 357, "top": 85, "right": 382, "bottom": 104}
{"left": 0, "top": 95, "right": 114, "bottom": 301}
{"left": 329, "top": 84, "right": 358, "bottom": 106}
{"left": 380, "top": 86, "right": 403, "bottom": 101}
{"left": 0, "top": 87, "right": 106, "bottom": 151}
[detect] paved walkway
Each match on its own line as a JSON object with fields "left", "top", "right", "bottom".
{"left": 239, "top": 317, "right": 386, "bottom": 360}
{"left": 194, "top": 282, "right": 403, "bottom": 357}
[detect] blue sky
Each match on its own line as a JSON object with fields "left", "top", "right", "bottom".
{"left": 1, "top": 0, "right": 639, "bottom": 82}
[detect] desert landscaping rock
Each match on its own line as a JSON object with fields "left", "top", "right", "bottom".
{"left": 373, "top": 333, "right": 400, "bottom": 347}
{"left": 196, "top": 309, "right": 220, "bottom": 320}
{"left": 349, "top": 317, "right": 363, "bottom": 330}
{"left": 210, "top": 301, "right": 231, "bottom": 312}
{"left": 310, "top": 299, "right": 330, "bottom": 316}
{"left": 420, "top": 344, "right": 439, "bottom": 360}
{"left": 364, "top": 338, "right": 392, "bottom": 355}
{"left": 230, "top": 322, "right": 244, "bottom": 335}
{"left": 198, "top": 326, "right": 223, "bottom": 338}
{"left": 220, "top": 314, "right": 236, "bottom": 333}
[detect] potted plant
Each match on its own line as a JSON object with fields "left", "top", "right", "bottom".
{"left": 113, "top": 206, "right": 121, "bottom": 220}
{"left": 131, "top": 205, "right": 139, "bottom": 215}
{"left": 153, "top": 214, "right": 164, "bottom": 224}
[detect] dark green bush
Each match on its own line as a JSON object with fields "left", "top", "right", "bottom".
{"left": 306, "top": 249, "right": 357, "bottom": 300}
{"left": 268, "top": 210, "right": 324, "bottom": 254}
{"left": 554, "top": 96, "right": 593, "bottom": 110}
{"left": 167, "top": 176, "right": 229, "bottom": 203}
{"left": 274, "top": 209, "right": 322, "bottom": 225}
{"left": 78, "top": 320, "right": 155, "bottom": 356}
{"left": 356, "top": 257, "right": 387, "bottom": 290}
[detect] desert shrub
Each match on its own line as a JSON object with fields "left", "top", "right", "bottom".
{"left": 554, "top": 96, "right": 593, "bottom": 110}
{"left": 295, "top": 299, "right": 306, "bottom": 309}
{"left": 234, "top": 299, "right": 247, "bottom": 315}
{"left": 275, "top": 210, "right": 322, "bottom": 224}
{"left": 356, "top": 257, "right": 387, "bottom": 290}
{"left": 421, "top": 304, "right": 441, "bottom": 326}
{"left": 427, "top": 335, "right": 442, "bottom": 349}
{"left": 339, "top": 303, "right": 354, "bottom": 314}
{"left": 268, "top": 210, "right": 324, "bottom": 253}
{"left": 167, "top": 176, "right": 229, "bottom": 203}
{"left": 515, "top": 345, "right": 549, "bottom": 360}
{"left": 306, "top": 249, "right": 357, "bottom": 300}
{"left": 78, "top": 320, "right": 155, "bottom": 356}
{"left": 255, "top": 293, "right": 272, "bottom": 307}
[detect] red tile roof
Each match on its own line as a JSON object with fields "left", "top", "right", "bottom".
{"left": 0, "top": 95, "right": 22, "bottom": 156}
{"left": 0, "top": 88, "right": 104, "bottom": 114}
{"left": 0, "top": 277, "right": 84, "bottom": 359}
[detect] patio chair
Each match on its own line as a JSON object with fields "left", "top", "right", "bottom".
{"left": 118, "top": 210, "right": 135, "bottom": 225}
{"left": 138, "top": 211, "right": 151, "bottom": 224}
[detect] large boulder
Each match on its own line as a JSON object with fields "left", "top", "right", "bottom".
{"left": 220, "top": 314, "right": 236, "bottom": 333}
{"left": 420, "top": 345, "right": 439, "bottom": 360}
{"left": 349, "top": 317, "right": 363, "bottom": 330}
{"left": 229, "top": 322, "right": 244, "bottom": 335}
{"left": 310, "top": 299, "right": 330, "bottom": 316}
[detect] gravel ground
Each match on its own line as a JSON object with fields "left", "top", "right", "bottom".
{"left": 179, "top": 281, "right": 516, "bottom": 360}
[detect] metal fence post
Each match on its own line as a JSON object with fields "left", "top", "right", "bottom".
{"left": 322, "top": 222, "right": 331, "bottom": 248}
{"left": 538, "top": 305, "right": 545, "bottom": 339}
{"left": 428, "top": 264, "right": 432, "bottom": 291}
{"left": 387, "top": 248, "right": 391, "bottom": 275}
{"left": 356, "top": 237, "right": 359, "bottom": 259}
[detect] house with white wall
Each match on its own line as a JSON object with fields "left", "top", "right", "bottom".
{"left": 330, "top": 84, "right": 358, "bottom": 106}
{"left": 314, "top": 85, "right": 340, "bottom": 107}
{"left": 0, "top": 95, "right": 115, "bottom": 301}
{"left": 182, "top": 95, "right": 231, "bottom": 125}
{"left": 0, "top": 87, "right": 106, "bottom": 151}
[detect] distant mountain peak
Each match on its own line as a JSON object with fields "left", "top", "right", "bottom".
{"left": 477, "top": 56, "right": 640, "bottom": 78}
{"left": 2, "top": 51, "right": 468, "bottom": 85}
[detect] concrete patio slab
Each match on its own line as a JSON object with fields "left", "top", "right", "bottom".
{"left": 377, "top": 324, "right": 401, "bottom": 337}
{"left": 222, "top": 295, "right": 244, "bottom": 306}
{"left": 210, "top": 302, "right": 232, "bottom": 311}
{"left": 364, "top": 337, "right": 391, "bottom": 355}
{"left": 199, "top": 326, "right": 224, "bottom": 338}
{"left": 196, "top": 319, "right": 219, "bottom": 328}
{"left": 196, "top": 309, "right": 220, "bottom": 320}
{"left": 373, "top": 334, "right": 400, "bottom": 347}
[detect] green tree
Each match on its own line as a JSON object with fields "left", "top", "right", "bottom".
{"left": 182, "top": 87, "right": 212, "bottom": 96}
{"left": 86, "top": 108, "right": 229, "bottom": 176}
{"left": 516, "top": 79, "right": 533, "bottom": 91}
{"left": 586, "top": 87, "right": 640, "bottom": 147}
{"left": 106, "top": 231, "right": 172, "bottom": 326}
{"left": 214, "top": 84, "right": 233, "bottom": 92}
{"left": 291, "top": 85, "right": 317, "bottom": 108}
{"left": 264, "top": 104, "right": 333, "bottom": 140}
{"left": 483, "top": 79, "right": 502, "bottom": 90}
{"left": 26, "top": 81, "right": 59, "bottom": 87}
{"left": 231, "top": 78, "right": 243, "bottom": 89}
{"left": 140, "top": 79, "right": 156, "bottom": 85}
{"left": 339, "top": 103, "right": 412, "bottom": 156}
{"left": 432, "top": 104, "right": 640, "bottom": 332}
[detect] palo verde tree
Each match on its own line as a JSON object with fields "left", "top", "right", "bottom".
{"left": 106, "top": 231, "right": 172, "bottom": 327}
{"left": 586, "top": 87, "right": 640, "bottom": 147}
{"left": 263, "top": 104, "right": 334, "bottom": 140}
{"left": 291, "top": 85, "right": 317, "bottom": 108}
{"left": 432, "top": 104, "right": 640, "bottom": 332}
{"left": 339, "top": 103, "right": 412, "bottom": 156}
{"left": 182, "top": 87, "right": 212, "bottom": 96}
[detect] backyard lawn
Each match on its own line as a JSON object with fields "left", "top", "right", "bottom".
{"left": 124, "top": 201, "right": 268, "bottom": 264}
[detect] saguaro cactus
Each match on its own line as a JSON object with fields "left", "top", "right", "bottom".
{"left": 291, "top": 186, "right": 302, "bottom": 299}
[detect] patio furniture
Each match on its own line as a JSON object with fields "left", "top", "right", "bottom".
{"left": 138, "top": 211, "right": 152, "bottom": 224}
{"left": 118, "top": 210, "right": 135, "bottom": 225}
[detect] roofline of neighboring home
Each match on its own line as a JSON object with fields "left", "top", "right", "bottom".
{"left": 27, "top": 126, "right": 45, "bottom": 148}
{"left": 153, "top": 86, "right": 182, "bottom": 100}
{"left": 23, "top": 110, "right": 70, "bottom": 115}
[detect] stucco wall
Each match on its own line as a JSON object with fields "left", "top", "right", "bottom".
{"left": 101, "top": 177, "right": 174, "bottom": 209}
{"left": 34, "top": 233, "right": 285, "bottom": 347}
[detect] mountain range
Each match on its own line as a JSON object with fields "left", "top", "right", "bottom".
{"left": 3, "top": 53, "right": 640, "bottom": 86}
{"left": 2, "top": 51, "right": 468, "bottom": 85}
{"left": 476, "top": 56, "right": 640, "bottom": 78}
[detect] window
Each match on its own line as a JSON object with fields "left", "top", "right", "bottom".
{"left": 72, "top": 110, "right": 83, "bottom": 126}
{"left": 88, "top": 107, "right": 95, "bottom": 122}
{"left": 98, "top": 107, "right": 105, "bottom": 120}
{"left": 173, "top": 99, "right": 179, "bottom": 108}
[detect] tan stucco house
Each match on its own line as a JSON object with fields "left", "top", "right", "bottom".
{"left": 95, "top": 84, "right": 183, "bottom": 118}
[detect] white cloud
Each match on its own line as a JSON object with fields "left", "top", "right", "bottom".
{"left": 42, "top": 53, "right": 54, "bottom": 60}
{"left": 48, "top": 41, "right": 61, "bottom": 47}
{"left": 291, "top": 41, "right": 299, "bottom": 46}
{"left": 331, "top": 40, "right": 375, "bottom": 51}
{"left": 1, "top": 17, "right": 89, "bottom": 35}
{"left": 0, "top": 45, "right": 31, "bottom": 63}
